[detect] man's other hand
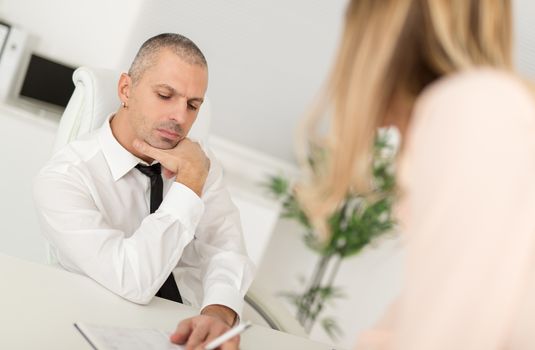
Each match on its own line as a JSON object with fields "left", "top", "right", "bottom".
{"left": 170, "top": 305, "right": 239, "bottom": 350}
{"left": 133, "top": 138, "right": 210, "bottom": 197}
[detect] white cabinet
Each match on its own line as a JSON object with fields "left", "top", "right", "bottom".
{"left": 228, "top": 186, "right": 281, "bottom": 267}
{"left": 0, "top": 104, "right": 58, "bottom": 263}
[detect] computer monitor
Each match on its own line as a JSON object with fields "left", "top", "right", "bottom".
{"left": 19, "top": 54, "right": 75, "bottom": 108}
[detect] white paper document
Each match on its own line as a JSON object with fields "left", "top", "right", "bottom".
{"left": 74, "top": 322, "right": 184, "bottom": 350}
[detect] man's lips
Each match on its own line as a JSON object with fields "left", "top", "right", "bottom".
{"left": 157, "top": 128, "right": 180, "bottom": 139}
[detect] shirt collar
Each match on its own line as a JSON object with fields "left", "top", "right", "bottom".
{"left": 98, "top": 114, "right": 146, "bottom": 181}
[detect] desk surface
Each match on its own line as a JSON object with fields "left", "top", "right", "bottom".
{"left": 0, "top": 254, "right": 334, "bottom": 350}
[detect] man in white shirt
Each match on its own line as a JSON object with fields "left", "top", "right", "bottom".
{"left": 33, "top": 33, "right": 253, "bottom": 349}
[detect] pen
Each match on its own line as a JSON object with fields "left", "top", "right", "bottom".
{"left": 204, "top": 321, "right": 252, "bottom": 350}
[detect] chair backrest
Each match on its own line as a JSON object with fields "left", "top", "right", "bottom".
{"left": 53, "top": 66, "right": 212, "bottom": 153}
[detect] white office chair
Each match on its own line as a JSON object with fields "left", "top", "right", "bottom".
{"left": 53, "top": 66, "right": 307, "bottom": 337}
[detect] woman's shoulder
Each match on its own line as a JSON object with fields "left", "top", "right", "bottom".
{"left": 417, "top": 68, "right": 535, "bottom": 111}
{"left": 412, "top": 68, "right": 535, "bottom": 129}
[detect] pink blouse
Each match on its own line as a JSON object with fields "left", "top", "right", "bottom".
{"left": 356, "top": 69, "right": 535, "bottom": 350}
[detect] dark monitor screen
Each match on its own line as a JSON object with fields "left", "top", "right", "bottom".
{"left": 19, "top": 54, "right": 75, "bottom": 108}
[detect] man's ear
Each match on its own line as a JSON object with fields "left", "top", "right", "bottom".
{"left": 118, "top": 73, "right": 132, "bottom": 107}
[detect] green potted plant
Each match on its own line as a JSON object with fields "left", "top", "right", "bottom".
{"left": 264, "top": 132, "right": 397, "bottom": 339}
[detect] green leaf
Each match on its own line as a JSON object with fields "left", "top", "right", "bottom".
{"left": 321, "top": 317, "right": 344, "bottom": 340}
{"left": 261, "top": 175, "right": 290, "bottom": 198}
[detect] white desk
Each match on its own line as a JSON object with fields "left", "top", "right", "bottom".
{"left": 0, "top": 254, "right": 334, "bottom": 350}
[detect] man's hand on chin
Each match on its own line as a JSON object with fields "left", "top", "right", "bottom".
{"left": 170, "top": 304, "right": 239, "bottom": 350}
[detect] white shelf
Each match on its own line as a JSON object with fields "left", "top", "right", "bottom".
{"left": 0, "top": 101, "right": 61, "bottom": 130}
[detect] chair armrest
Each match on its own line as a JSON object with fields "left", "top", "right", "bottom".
{"left": 244, "top": 282, "right": 307, "bottom": 337}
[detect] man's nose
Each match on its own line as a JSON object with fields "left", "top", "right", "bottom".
{"left": 168, "top": 99, "right": 188, "bottom": 124}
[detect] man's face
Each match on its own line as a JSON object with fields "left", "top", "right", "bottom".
{"left": 126, "top": 49, "right": 208, "bottom": 149}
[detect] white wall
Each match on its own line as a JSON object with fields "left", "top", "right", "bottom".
{"left": 0, "top": 0, "right": 144, "bottom": 69}
{"left": 514, "top": 0, "right": 535, "bottom": 80}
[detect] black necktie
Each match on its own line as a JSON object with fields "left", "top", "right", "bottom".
{"left": 135, "top": 163, "right": 183, "bottom": 303}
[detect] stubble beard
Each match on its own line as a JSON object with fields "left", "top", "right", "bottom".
{"left": 146, "top": 120, "right": 185, "bottom": 150}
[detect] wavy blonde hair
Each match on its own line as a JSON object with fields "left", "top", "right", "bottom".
{"left": 300, "top": 0, "right": 512, "bottom": 236}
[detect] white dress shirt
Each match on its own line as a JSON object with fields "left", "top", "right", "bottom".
{"left": 33, "top": 115, "right": 254, "bottom": 317}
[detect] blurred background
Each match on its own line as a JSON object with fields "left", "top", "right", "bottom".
{"left": 0, "top": 1, "right": 534, "bottom": 348}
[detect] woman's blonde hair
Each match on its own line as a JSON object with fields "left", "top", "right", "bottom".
{"left": 300, "top": 0, "right": 512, "bottom": 237}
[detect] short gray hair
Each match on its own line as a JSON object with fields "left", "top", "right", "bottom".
{"left": 128, "top": 33, "right": 207, "bottom": 83}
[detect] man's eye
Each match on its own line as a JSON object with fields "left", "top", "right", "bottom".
{"left": 158, "top": 93, "right": 170, "bottom": 100}
{"left": 188, "top": 104, "right": 198, "bottom": 111}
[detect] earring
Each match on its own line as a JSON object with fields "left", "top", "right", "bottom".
{"left": 122, "top": 101, "right": 127, "bottom": 108}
